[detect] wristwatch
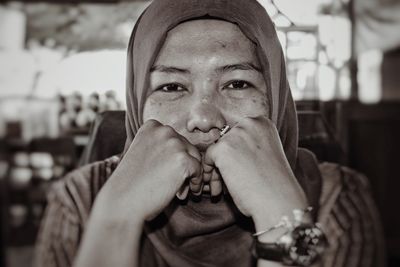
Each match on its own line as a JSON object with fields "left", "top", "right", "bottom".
{"left": 253, "top": 223, "right": 327, "bottom": 266}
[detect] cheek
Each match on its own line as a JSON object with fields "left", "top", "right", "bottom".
{"left": 223, "top": 92, "right": 269, "bottom": 119}
{"left": 252, "top": 95, "right": 269, "bottom": 114}
{"left": 142, "top": 97, "right": 187, "bottom": 129}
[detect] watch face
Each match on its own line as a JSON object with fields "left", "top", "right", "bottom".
{"left": 285, "top": 224, "right": 327, "bottom": 266}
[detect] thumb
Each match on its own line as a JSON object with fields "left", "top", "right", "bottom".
{"left": 175, "top": 154, "right": 201, "bottom": 200}
{"left": 204, "top": 143, "right": 218, "bottom": 170}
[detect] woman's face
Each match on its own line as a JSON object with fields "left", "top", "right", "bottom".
{"left": 143, "top": 19, "right": 269, "bottom": 150}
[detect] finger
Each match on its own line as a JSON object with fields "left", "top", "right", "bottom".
{"left": 155, "top": 124, "right": 178, "bottom": 140}
{"left": 224, "top": 121, "right": 240, "bottom": 132}
{"left": 176, "top": 153, "right": 202, "bottom": 200}
{"left": 182, "top": 153, "right": 202, "bottom": 180}
{"left": 176, "top": 184, "right": 189, "bottom": 200}
{"left": 210, "top": 169, "right": 223, "bottom": 196}
{"left": 141, "top": 119, "right": 163, "bottom": 130}
{"left": 203, "top": 163, "right": 213, "bottom": 174}
{"left": 203, "top": 144, "right": 217, "bottom": 169}
{"left": 203, "top": 170, "right": 212, "bottom": 183}
{"left": 204, "top": 121, "right": 241, "bottom": 168}
{"left": 176, "top": 133, "right": 202, "bottom": 162}
{"left": 186, "top": 143, "right": 201, "bottom": 162}
{"left": 188, "top": 150, "right": 204, "bottom": 195}
{"left": 189, "top": 175, "right": 203, "bottom": 195}
{"left": 202, "top": 157, "right": 213, "bottom": 183}
{"left": 128, "top": 120, "right": 162, "bottom": 150}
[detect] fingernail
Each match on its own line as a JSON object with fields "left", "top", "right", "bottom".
{"left": 190, "top": 178, "right": 203, "bottom": 193}
{"left": 191, "top": 183, "right": 203, "bottom": 196}
{"left": 176, "top": 184, "right": 189, "bottom": 200}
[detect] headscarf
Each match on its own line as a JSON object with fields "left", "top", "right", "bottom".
{"left": 123, "top": 0, "right": 322, "bottom": 266}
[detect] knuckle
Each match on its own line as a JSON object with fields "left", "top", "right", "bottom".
{"left": 210, "top": 177, "right": 220, "bottom": 183}
{"left": 190, "top": 176, "right": 202, "bottom": 185}
{"left": 140, "top": 120, "right": 161, "bottom": 135}
{"left": 210, "top": 173, "right": 221, "bottom": 182}
{"left": 158, "top": 125, "right": 176, "bottom": 137}
{"left": 145, "top": 119, "right": 161, "bottom": 128}
{"left": 166, "top": 137, "right": 183, "bottom": 149}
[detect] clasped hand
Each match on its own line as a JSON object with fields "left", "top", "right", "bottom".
{"left": 99, "top": 116, "right": 307, "bottom": 224}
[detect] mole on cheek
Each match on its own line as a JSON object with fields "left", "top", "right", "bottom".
{"left": 216, "top": 41, "right": 227, "bottom": 48}
{"left": 251, "top": 97, "right": 262, "bottom": 104}
{"left": 251, "top": 96, "right": 268, "bottom": 112}
{"left": 261, "top": 100, "right": 268, "bottom": 109}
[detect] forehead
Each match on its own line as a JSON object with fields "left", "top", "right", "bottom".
{"left": 154, "top": 19, "right": 258, "bottom": 65}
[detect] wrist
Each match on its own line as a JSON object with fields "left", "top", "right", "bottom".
{"left": 93, "top": 186, "right": 146, "bottom": 229}
{"left": 251, "top": 204, "right": 327, "bottom": 267}
{"left": 250, "top": 171, "right": 309, "bottom": 228}
{"left": 252, "top": 204, "right": 309, "bottom": 231}
{"left": 76, "top": 194, "right": 144, "bottom": 267}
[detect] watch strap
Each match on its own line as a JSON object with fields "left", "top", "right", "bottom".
{"left": 252, "top": 240, "right": 285, "bottom": 262}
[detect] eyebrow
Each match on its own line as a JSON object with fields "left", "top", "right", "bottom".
{"left": 217, "top": 62, "right": 262, "bottom": 74}
{"left": 150, "top": 65, "right": 189, "bottom": 74}
{"left": 150, "top": 62, "right": 262, "bottom": 74}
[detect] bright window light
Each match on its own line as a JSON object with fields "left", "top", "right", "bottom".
{"left": 36, "top": 50, "right": 126, "bottom": 104}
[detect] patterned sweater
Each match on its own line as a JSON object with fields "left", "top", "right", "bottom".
{"left": 34, "top": 156, "right": 386, "bottom": 267}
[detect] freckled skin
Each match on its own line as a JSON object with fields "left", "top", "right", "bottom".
{"left": 143, "top": 19, "right": 269, "bottom": 145}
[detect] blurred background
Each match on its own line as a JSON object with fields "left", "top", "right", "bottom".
{"left": 0, "top": 0, "right": 399, "bottom": 266}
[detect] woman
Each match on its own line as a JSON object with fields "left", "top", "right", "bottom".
{"left": 34, "top": 0, "right": 385, "bottom": 266}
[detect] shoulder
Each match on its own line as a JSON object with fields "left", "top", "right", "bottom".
{"left": 317, "top": 161, "right": 383, "bottom": 239}
{"left": 318, "top": 162, "right": 371, "bottom": 212}
{"left": 316, "top": 162, "right": 385, "bottom": 267}
{"left": 48, "top": 155, "right": 120, "bottom": 224}
{"left": 33, "top": 156, "right": 121, "bottom": 267}
{"left": 317, "top": 162, "right": 374, "bottom": 222}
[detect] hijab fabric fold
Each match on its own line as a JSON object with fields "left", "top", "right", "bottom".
{"left": 123, "top": 0, "right": 322, "bottom": 266}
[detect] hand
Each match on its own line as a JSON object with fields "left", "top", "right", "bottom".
{"left": 98, "top": 119, "right": 202, "bottom": 221}
{"left": 204, "top": 116, "right": 308, "bottom": 227}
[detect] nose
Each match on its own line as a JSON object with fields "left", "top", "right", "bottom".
{"left": 186, "top": 99, "right": 225, "bottom": 133}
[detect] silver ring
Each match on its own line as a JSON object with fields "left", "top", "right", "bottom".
{"left": 219, "top": 125, "right": 231, "bottom": 137}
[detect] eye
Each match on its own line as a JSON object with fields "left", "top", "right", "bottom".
{"left": 225, "top": 80, "right": 253, "bottom": 90}
{"left": 156, "top": 83, "right": 186, "bottom": 93}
